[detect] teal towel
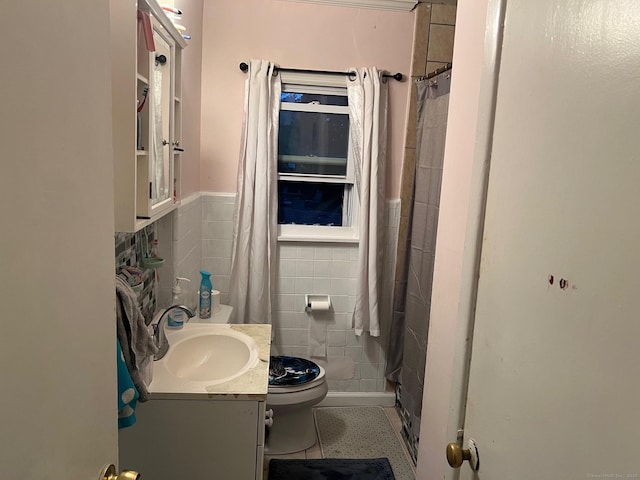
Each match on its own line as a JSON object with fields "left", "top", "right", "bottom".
{"left": 117, "top": 340, "right": 140, "bottom": 429}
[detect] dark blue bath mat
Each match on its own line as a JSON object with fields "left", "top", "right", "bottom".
{"left": 268, "top": 457, "right": 396, "bottom": 480}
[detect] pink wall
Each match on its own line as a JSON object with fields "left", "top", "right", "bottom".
{"left": 199, "top": 0, "right": 415, "bottom": 198}
{"left": 175, "top": 0, "right": 204, "bottom": 198}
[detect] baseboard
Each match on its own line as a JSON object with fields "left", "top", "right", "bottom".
{"left": 317, "top": 391, "right": 396, "bottom": 407}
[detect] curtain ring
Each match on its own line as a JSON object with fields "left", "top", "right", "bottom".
{"left": 348, "top": 71, "right": 357, "bottom": 82}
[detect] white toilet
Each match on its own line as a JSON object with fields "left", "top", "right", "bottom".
{"left": 265, "top": 356, "right": 328, "bottom": 454}
{"left": 194, "top": 306, "right": 328, "bottom": 454}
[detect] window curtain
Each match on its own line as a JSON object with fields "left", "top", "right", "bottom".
{"left": 348, "top": 68, "right": 388, "bottom": 336}
{"left": 228, "top": 60, "right": 281, "bottom": 325}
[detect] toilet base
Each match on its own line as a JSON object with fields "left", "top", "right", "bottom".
{"left": 265, "top": 406, "right": 317, "bottom": 455}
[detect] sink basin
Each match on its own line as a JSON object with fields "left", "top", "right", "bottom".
{"left": 150, "top": 323, "right": 260, "bottom": 392}
{"left": 166, "top": 332, "right": 254, "bottom": 382}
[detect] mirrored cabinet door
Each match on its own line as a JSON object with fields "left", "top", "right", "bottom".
{"left": 149, "top": 24, "right": 174, "bottom": 214}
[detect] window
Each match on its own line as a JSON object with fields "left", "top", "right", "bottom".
{"left": 277, "top": 73, "right": 358, "bottom": 242}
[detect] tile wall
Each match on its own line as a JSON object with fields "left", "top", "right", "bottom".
{"left": 169, "top": 193, "right": 400, "bottom": 393}
{"left": 114, "top": 225, "right": 158, "bottom": 323}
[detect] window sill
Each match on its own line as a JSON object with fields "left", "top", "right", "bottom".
{"left": 277, "top": 225, "right": 359, "bottom": 244}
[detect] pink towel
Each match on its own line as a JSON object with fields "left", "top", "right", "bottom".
{"left": 137, "top": 10, "right": 155, "bottom": 52}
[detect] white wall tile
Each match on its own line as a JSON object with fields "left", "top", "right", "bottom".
{"left": 277, "top": 276, "right": 295, "bottom": 294}
{"left": 346, "top": 330, "right": 362, "bottom": 346}
{"left": 330, "top": 278, "right": 356, "bottom": 296}
{"left": 279, "top": 259, "right": 296, "bottom": 277}
{"left": 327, "top": 346, "right": 346, "bottom": 357}
{"left": 276, "top": 328, "right": 309, "bottom": 346}
{"left": 331, "top": 260, "right": 353, "bottom": 278}
{"left": 334, "top": 312, "right": 353, "bottom": 329}
{"left": 328, "top": 329, "right": 347, "bottom": 347}
{"left": 361, "top": 379, "right": 379, "bottom": 392}
{"left": 276, "top": 294, "right": 295, "bottom": 312}
{"left": 294, "top": 277, "right": 313, "bottom": 294}
{"left": 295, "top": 259, "right": 314, "bottom": 277}
{"left": 360, "top": 363, "right": 379, "bottom": 379}
{"left": 202, "top": 238, "right": 232, "bottom": 258}
{"left": 279, "top": 244, "right": 298, "bottom": 259}
{"left": 314, "top": 246, "right": 333, "bottom": 260}
{"left": 345, "top": 345, "right": 364, "bottom": 362}
{"left": 311, "top": 277, "right": 331, "bottom": 293}
{"left": 171, "top": 193, "right": 401, "bottom": 394}
{"left": 313, "top": 260, "right": 331, "bottom": 277}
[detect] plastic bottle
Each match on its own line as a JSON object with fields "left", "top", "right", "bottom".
{"left": 198, "top": 270, "right": 213, "bottom": 319}
{"left": 167, "top": 277, "right": 191, "bottom": 329}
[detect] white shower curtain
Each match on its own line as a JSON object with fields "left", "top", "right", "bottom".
{"left": 228, "top": 60, "right": 281, "bottom": 325}
{"left": 348, "top": 68, "right": 388, "bottom": 337}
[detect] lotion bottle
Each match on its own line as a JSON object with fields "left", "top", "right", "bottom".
{"left": 198, "top": 270, "right": 212, "bottom": 319}
{"left": 167, "top": 277, "right": 191, "bottom": 329}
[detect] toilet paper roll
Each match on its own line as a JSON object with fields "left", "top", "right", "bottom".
{"left": 305, "top": 294, "right": 331, "bottom": 312}
{"left": 308, "top": 299, "right": 331, "bottom": 311}
{"left": 212, "top": 289, "right": 221, "bottom": 314}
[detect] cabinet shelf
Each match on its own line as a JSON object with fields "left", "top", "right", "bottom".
{"left": 136, "top": 72, "right": 149, "bottom": 84}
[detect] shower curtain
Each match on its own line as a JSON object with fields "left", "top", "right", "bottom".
{"left": 348, "top": 68, "right": 388, "bottom": 337}
{"left": 228, "top": 60, "right": 281, "bottom": 325}
{"left": 386, "top": 70, "right": 452, "bottom": 457}
{"left": 386, "top": 71, "right": 452, "bottom": 442}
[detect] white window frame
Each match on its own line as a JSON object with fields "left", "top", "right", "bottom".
{"left": 277, "top": 72, "right": 359, "bottom": 243}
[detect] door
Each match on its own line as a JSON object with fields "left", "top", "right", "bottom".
{"left": 1, "top": 1, "right": 119, "bottom": 477}
{"left": 459, "top": 0, "right": 640, "bottom": 478}
{"left": 149, "top": 23, "right": 175, "bottom": 216}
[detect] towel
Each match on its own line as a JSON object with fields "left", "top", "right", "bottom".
{"left": 117, "top": 339, "right": 139, "bottom": 429}
{"left": 115, "top": 275, "right": 158, "bottom": 401}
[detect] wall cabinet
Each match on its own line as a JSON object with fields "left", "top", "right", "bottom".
{"left": 111, "top": 0, "right": 187, "bottom": 232}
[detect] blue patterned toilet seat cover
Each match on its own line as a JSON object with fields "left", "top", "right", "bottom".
{"left": 269, "top": 356, "right": 321, "bottom": 386}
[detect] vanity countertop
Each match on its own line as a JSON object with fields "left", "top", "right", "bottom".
{"left": 149, "top": 323, "right": 272, "bottom": 400}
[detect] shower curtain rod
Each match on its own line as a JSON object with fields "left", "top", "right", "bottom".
{"left": 239, "top": 62, "right": 403, "bottom": 82}
{"left": 418, "top": 62, "right": 452, "bottom": 81}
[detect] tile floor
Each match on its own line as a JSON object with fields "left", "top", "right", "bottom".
{"left": 263, "top": 406, "right": 415, "bottom": 479}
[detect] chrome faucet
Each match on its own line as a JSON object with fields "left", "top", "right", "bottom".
{"left": 153, "top": 305, "right": 196, "bottom": 360}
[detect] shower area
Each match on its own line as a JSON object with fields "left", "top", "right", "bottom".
{"left": 387, "top": 2, "right": 456, "bottom": 463}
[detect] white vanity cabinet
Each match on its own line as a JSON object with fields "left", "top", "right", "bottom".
{"left": 111, "top": 0, "right": 187, "bottom": 232}
{"left": 119, "top": 398, "right": 267, "bottom": 480}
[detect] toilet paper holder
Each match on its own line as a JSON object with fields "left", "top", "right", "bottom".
{"left": 305, "top": 294, "right": 331, "bottom": 313}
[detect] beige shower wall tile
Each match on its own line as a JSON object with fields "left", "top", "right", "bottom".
{"left": 431, "top": 4, "right": 457, "bottom": 25}
{"left": 427, "top": 24, "right": 455, "bottom": 63}
{"left": 410, "top": 3, "right": 431, "bottom": 77}
{"left": 400, "top": 147, "right": 416, "bottom": 215}
{"left": 405, "top": 82, "right": 418, "bottom": 149}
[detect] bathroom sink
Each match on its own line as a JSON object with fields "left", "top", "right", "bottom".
{"left": 166, "top": 332, "right": 255, "bottom": 382}
{"left": 150, "top": 323, "right": 260, "bottom": 392}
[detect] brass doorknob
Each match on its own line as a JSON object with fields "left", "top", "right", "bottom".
{"left": 100, "top": 464, "right": 141, "bottom": 480}
{"left": 446, "top": 439, "right": 479, "bottom": 471}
